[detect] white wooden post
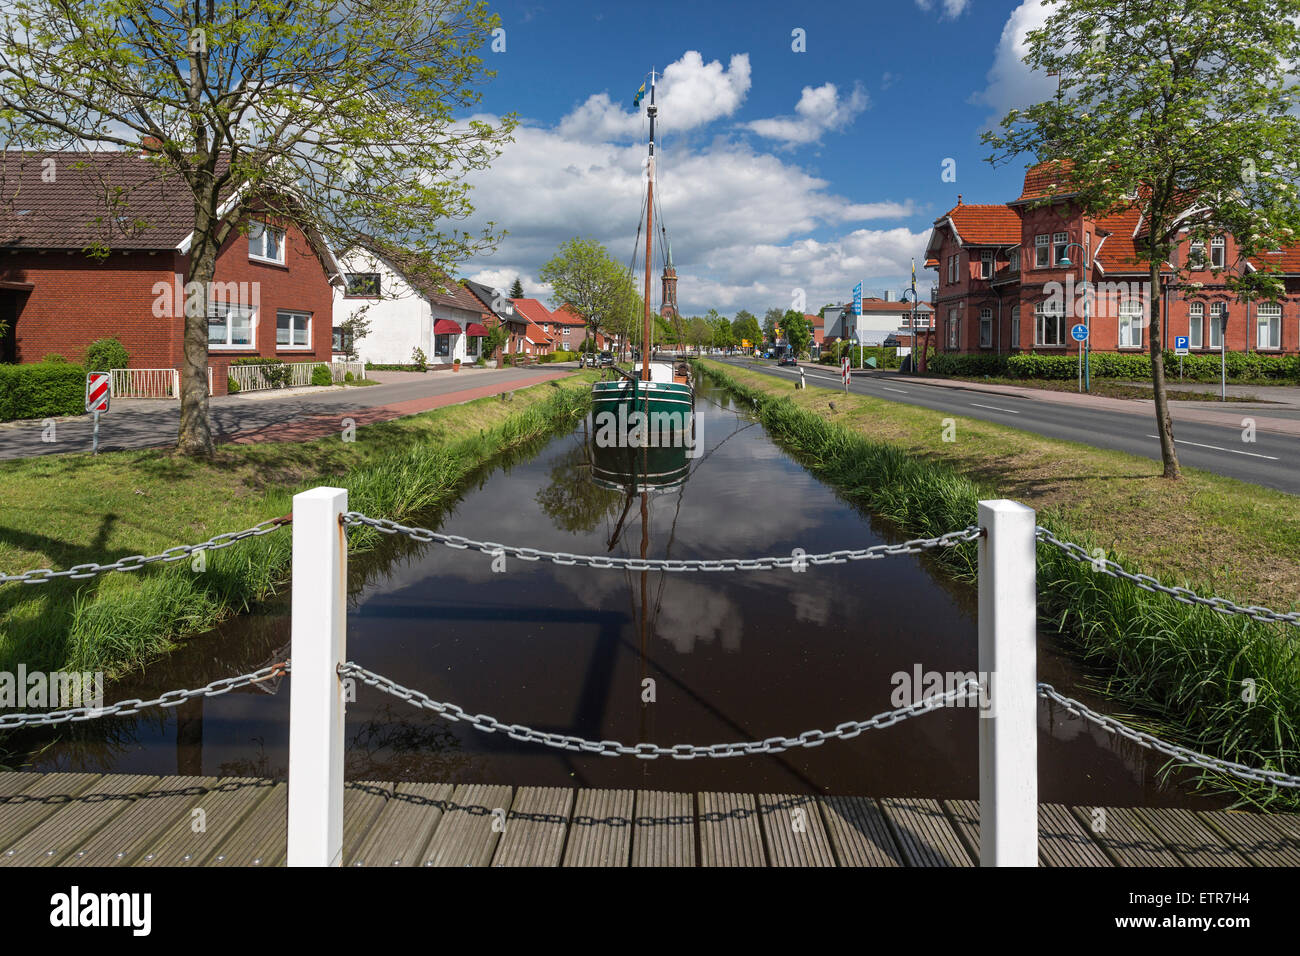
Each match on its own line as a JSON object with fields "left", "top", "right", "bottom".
{"left": 977, "top": 498, "right": 1038, "bottom": 867}
{"left": 288, "top": 486, "right": 348, "bottom": 866}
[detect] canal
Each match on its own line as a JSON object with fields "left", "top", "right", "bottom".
{"left": 12, "top": 378, "right": 1225, "bottom": 808}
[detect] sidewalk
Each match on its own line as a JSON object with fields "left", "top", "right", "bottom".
{"left": 875, "top": 371, "right": 1300, "bottom": 437}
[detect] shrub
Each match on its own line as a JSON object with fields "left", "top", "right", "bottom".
{"left": 0, "top": 361, "right": 87, "bottom": 420}
{"left": 227, "top": 376, "right": 241, "bottom": 394}
{"left": 411, "top": 346, "right": 427, "bottom": 369}
{"left": 344, "top": 371, "right": 355, "bottom": 382}
{"left": 84, "top": 337, "right": 129, "bottom": 372}
{"left": 42, "top": 353, "right": 67, "bottom": 363}
{"left": 230, "top": 357, "right": 290, "bottom": 389}
{"left": 929, "top": 353, "right": 1011, "bottom": 377}
{"left": 310, "top": 364, "right": 333, "bottom": 387}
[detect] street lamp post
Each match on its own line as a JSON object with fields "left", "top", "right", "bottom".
{"left": 1056, "top": 242, "right": 1092, "bottom": 393}
{"left": 900, "top": 288, "right": 919, "bottom": 372}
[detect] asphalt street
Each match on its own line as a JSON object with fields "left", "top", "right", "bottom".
{"left": 721, "top": 358, "right": 1300, "bottom": 495}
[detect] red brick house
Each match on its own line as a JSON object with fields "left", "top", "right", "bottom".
{"left": 510, "top": 298, "right": 558, "bottom": 355}
{"left": 0, "top": 150, "right": 343, "bottom": 393}
{"left": 925, "top": 161, "right": 1300, "bottom": 358}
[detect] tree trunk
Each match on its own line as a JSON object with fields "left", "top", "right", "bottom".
{"left": 177, "top": 196, "right": 219, "bottom": 458}
{"left": 1148, "top": 263, "right": 1180, "bottom": 478}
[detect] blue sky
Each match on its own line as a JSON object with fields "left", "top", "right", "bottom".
{"left": 457, "top": 0, "right": 1055, "bottom": 315}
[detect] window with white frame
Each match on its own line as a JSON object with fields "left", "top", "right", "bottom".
{"left": 979, "top": 308, "right": 993, "bottom": 348}
{"left": 1118, "top": 299, "right": 1142, "bottom": 347}
{"left": 1209, "top": 302, "right": 1225, "bottom": 347}
{"left": 948, "top": 254, "right": 958, "bottom": 284}
{"left": 208, "top": 302, "right": 255, "bottom": 348}
{"left": 249, "top": 221, "right": 285, "bottom": 264}
{"left": 1035, "top": 300, "right": 1064, "bottom": 346}
{"left": 1035, "top": 234, "right": 1050, "bottom": 268}
{"left": 1008, "top": 249, "right": 1019, "bottom": 272}
{"left": 1010, "top": 305, "right": 1020, "bottom": 348}
{"left": 1053, "top": 232, "right": 1068, "bottom": 264}
{"left": 1210, "top": 236, "right": 1226, "bottom": 269}
{"left": 980, "top": 250, "right": 994, "bottom": 279}
{"left": 276, "top": 310, "right": 311, "bottom": 349}
{"left": 1188, "top": 302, "right": 1203, "bottom": 348}
{"left": 1189, "top": 239, "right": 1206, "bottom": 268}
{"left": 1257, "top": 302, "right": 1282, "bottom": 349}
{"left": 947, "top": 308, "right": 960, "bottom": 349}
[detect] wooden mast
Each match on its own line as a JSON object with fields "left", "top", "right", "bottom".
{"left": 642, "top": 71, "right": 656, "bottom": 382}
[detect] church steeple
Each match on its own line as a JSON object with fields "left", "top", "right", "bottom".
{"left": 659, "top": 239, "right": 678, "bottom": 318}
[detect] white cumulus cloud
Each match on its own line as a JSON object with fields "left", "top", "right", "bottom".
{"left": 744, "top": 82, "right": 868, "bottom": 147}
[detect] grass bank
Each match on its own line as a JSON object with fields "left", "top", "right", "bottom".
{"left": 0, "top": 372, "right": 596, "bottom": 677}
{"left": 697, "top": 359, "right": 1300, "bottom": 809}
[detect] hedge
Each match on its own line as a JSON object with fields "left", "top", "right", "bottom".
{"left": 0, "top": 362, "right": 88, "bottom": 421}
{"left": 926, "top": 350, "right": 1300, "bottom": 382}
{"left": 84, "top": 338, "right": 129, "bottom": 372}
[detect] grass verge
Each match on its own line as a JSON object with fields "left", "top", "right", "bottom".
{"left": 698, "top": 359, "right": 1300, "bottom": 810}
{"left": 0, "top": 373, "right": 595, "bottom": 677}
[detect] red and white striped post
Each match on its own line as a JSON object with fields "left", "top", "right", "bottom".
{"left": 977, "top": 498, "right": 1038, "bottom": 867}
{"left": 288, "top": 487, "right": 349, "bottom": 867}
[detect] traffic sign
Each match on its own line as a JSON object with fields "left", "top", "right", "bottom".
{"left": 1174, "top": 335, "right": 1189, "bottom": 356}
{"left": 1070, "top": 324, "right": 1089, "bottom": 342}
{"left": 85, "top": 372, "right": 110, "bottom": 413}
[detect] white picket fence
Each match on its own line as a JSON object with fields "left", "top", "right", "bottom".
{"left": 110, "top": 367, "right": 213, "bottom": 399}
{"left": 229, "top": 360, "right": 364, "bottom": 393}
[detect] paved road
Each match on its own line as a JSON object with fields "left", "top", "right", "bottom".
{"left": 719, "top": 359, "right": 1300, "bottom": 495}
{"left": 0, "top": 366, "right": 573, "bottom": 460}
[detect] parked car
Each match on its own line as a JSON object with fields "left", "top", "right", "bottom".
{"left": 598, "top": 351, "right": 614, "bottom": 367}
{"left": 778, "top": 354, "right": 797, "bottom": 366}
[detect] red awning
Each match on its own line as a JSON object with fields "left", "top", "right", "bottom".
{"left": 465, "top": 323, "right": 489, "bottom": 337}
{"left": 433, "top": 319, "right": 461, "bottom": 334}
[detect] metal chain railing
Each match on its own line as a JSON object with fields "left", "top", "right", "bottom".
{"left": 342, "top": 511, "right": 983, "bottom": 571}
{"left": 1035, "top": 526, "right": 1300, "bottom": 627}
{"left": 341, "top": 662, "right": 979, "bottom": 758}
{"left": 0, "top": 661, "right": 289, "bottom": 730}
{"left": 0, "top": 515, "right": 291, "bottom": 586}
{"left": 1038, "top": 683, "right": 1300, "bottom": 789}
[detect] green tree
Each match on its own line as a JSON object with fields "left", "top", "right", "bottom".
{"left": 687, "top": 315, "right": 711, "bottom": 353}
{"left": 762, "top": 308, "right": 784, "bottom": 343}
{"left": 710, "top": 315, "right": 735, "bottom": 350}
{"left": 984, "top": 0, "right": 1300, "bottom": 479}
{"left": 510, "top": 276, "right": 525, "bottom": 299}
{"left": 732, "top": 310, "right": 761, "bottom": 349}
{"left": 782, "top": 310, "right": 811, "bottom": 357}
{"left": 0, "top": 0, "right": 514, "bottom": 456}
{"left": 540, "top": 238, "right": 638, "bottom": 355}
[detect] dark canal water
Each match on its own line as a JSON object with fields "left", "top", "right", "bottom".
{"left": 14, "top": 380, "right": 1225, "bottom": 807}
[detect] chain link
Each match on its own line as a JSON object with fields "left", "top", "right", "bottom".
{"left": 1035, "top": 526, "right": 1300, "bottom": 627}
{"left": 341, "top": 662, "right": 977, "bottom": 758}
{"left": 0, "top": 661, "right": 289, "bottom": 730}
{"left": 1038, "top": 683, "right": 1300, "bottom": 789}
{"left": 342, "top": 511, "right": 982, "bottom": 572}
{"left": 0, "top": 515, "right": 292, "bottom": 586}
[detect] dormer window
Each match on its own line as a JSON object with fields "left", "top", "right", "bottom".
{"left": 249, "top": 221, "right": 285, "bottom": 264}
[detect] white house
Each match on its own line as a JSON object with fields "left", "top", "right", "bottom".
{"left": 333, "top": 246, "right": 490, "bottom": 367}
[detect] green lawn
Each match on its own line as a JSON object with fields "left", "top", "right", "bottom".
{"left": 0, "top": 371, "right": 595, "bottom": 676}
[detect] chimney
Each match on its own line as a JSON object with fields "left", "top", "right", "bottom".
{"left": 141, "top": 136, "right": 163, "bottom": 155}
{"left": 957, "top": 194, "right": 963, "bottom": 205}
{"left": 884, "top": 290, "right": 894, "bottom": 302}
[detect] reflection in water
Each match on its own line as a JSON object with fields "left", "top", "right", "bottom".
{"left": 9, "top": 383, "right": 1227, "bottom": 808}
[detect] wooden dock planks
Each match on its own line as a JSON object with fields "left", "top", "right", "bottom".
{"left": 493, "top": 786, "right": 573, "bottom": 867}
{"left": 698, "top": 791, "right": 764, "bottom": 867}
{"left": 563, "top": 789, "right": 633, "bottom": 867}
{"left": 0, "top": 772, "right": 1296, "bottom": 867}
{"left": 631, "top": 790, "right": 695, "bottom": 867}
{"left": 758, "top": 793, "right": 835, "bottom": 867}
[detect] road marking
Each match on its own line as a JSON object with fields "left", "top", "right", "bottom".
{"left": 882, "top": 387, "right": 909, "bottom": 394}
{"left": 968, "top": 402, "right": 1020, "bottom": 414}
{"left": 1145, "top": 435, "right": 1279, "bottom": 460}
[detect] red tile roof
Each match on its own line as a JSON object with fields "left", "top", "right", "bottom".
{"left": 551, "top": 303, "right": 588, "bottom": 326}
{"left": 511, "top": 297, "right": 554, "bottom": 327}
{"left": 1014, "top": 159, "right": 1077, "bottom": 203}
{"left": 0, "top": 149, "right": 229, "bottom": 249}
{"left": 938, "top": 204, "right": 1022, "bottom": 244}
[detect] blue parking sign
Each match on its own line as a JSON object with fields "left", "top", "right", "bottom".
{"left": 1174, "top": 335, "right": 1189, "bottom": 356}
